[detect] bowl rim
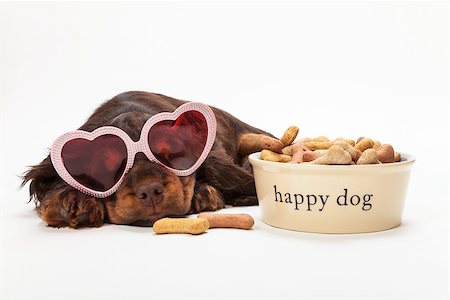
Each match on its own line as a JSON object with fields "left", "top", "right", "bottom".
{"left": 248, "top": 152, "right": 415, "bottom": 169}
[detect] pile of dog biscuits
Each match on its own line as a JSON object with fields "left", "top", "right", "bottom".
{"left": 260, "top": 126, "right": 401, "bottom": 165}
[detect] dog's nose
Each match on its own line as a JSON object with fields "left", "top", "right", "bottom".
{"left": 136, "top": 182, "right": 164, "bottom": 204}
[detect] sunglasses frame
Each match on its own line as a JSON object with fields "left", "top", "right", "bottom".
{"left": 50, "top": 102, "right": 217, "bottom": 198}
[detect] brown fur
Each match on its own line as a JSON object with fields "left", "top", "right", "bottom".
{"left": 22, "top": 92, "right": 276, "bottom": 228}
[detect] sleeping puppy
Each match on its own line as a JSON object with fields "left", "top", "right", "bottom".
{"left": 22, "top": 91, "right": 283, "bottom": 228}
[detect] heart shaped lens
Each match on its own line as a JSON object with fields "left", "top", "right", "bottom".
{"left": 148, "top": 110, "right": 208, "bottom": 170}
{"left": 61, "top": 135, "right": 128, "bottom": 192}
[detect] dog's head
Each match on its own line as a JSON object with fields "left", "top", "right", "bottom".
{"left": 23, "top": 111, "right": 196, "bottom": 228}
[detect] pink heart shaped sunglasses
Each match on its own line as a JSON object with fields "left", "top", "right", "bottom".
{"left": 50, "top": 102, "right": 217, "bottom": 198}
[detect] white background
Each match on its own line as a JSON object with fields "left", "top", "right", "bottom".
{"left": 0, "top": 2, "right": 448, "bottom": 300}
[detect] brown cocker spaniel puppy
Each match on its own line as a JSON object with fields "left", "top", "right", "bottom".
{"left": 23, "top": 92, "right": 282, "bottom": 228}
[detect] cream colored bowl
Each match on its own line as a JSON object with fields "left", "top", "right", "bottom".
{"left": 249, "top": 152, "right": 415, "bottom": 234}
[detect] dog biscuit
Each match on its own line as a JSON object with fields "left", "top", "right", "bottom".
{"left": 260, "top": 149, "right": 292, "bottom": 162}
{"left": 377, "top": 144, "right": 395, "bottom": 163}
{"left": 357, "top": 149, "right": 380, "bottom": 165}
{"left": 333, "top": 140, "right": 362, "bottom": 162}
{"left": 354, "top": 137, "right": 374, "bottom": 152}
{"left": 308, "top": 145, "right": 353, "bottom": 165}
{"left": 289, "top": 141, "right": 309, "bottom": 163}
{"left": 153, "top": 217, "right": 209, "bottom": 235}
{"left": 303, "top": 140, "right": 334, "bottom": 151}
{"left": 198, "top": 213, "right": 254, "bottom": 229}
{"left": 280, "top": 126, "right": 299, "bottom": 146}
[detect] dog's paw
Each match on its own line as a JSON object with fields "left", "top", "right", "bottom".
{"left": 39, "top": 190, "right": 105, "bottom": 228}
{"left": 189, "top": 184, "right": 225, "bottom": 214}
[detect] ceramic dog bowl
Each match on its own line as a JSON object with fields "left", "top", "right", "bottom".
{"left": 249, "top": 152, "right": 415, "bottom": 234}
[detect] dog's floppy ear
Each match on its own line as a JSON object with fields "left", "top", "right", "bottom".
{"left": 22, "top": 155, "right": 59, "bottom": 204}
{"left": 198, "top": 148, "right": 255, "bottom": 197}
